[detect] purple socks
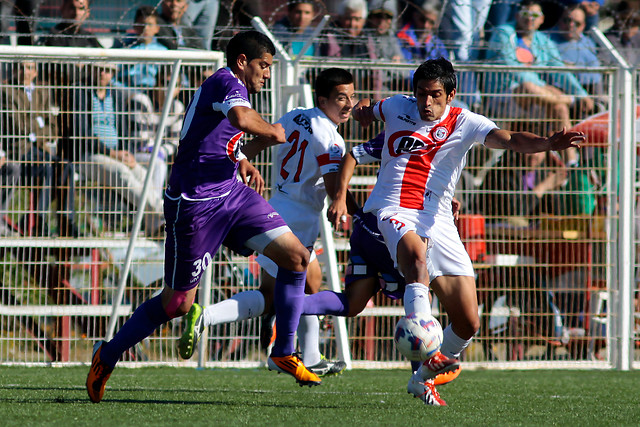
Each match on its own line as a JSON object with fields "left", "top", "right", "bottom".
{"left": 271, "top": 268, "right": 306, "bottom": 357}
{"left": 302, "top": 291, "right": 349, "bottom": 316}
{"left": 100, "top": 294, "right": 170, "bottom": 368}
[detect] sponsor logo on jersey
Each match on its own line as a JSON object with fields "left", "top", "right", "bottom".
{"left": 224, "top": 90, "right": 244, "bottom": 102}
{"left": 267, "top": 211, "right": 280, "bottom": 219}
{"left": 397, "top": 114, "right": 417, "bottom": 126}
{"left": 388, "top": 131, "right": 436, "bottom": 156}
{"left": 293, "top": 113, "right": 313, "bottom": 134}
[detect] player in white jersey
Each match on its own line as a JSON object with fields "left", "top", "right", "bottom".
{"left": 340, "top": 58, "right": 585, "bottom": 405}
{"left": 178, "top": 68, "right": 356, "bottom": 376}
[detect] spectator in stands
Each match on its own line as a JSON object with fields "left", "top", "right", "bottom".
{"left": 363, "top": 0, "right": 405, "bottom": 95}
{"left": 437, "top": 0, "right": 492, "bottom": 62}
{"left": 157, "top": 0, "right": 205, "bottom": 50}
{"left": 184, "top": 0, "right": 219, "bottom": 50}
{"left": 0, "top": 0, "right": 36, "bottom": 45}
{"left": 366, "top": 0, "right": 403, "bottom": 62}
{"left": 548, "top": 5, "right": 603, "bottom": 97}
{"left": 113, "top": 6, "right": 168, "bottom": 89}
{"left": 320, "top": 0, "right": 375, "bottom": 59}
{"left": 569, "top": 0, "right": 602, "bottom": 30}
{"left": 212, "top": 0, "right": 262, "bottom": 51}
{"left": 129, "top": 68, "right": 185, "bottom": 202}
{"left": 602, "top": 1, "right": 640, "bottom": 67}
{"left": 475, "top": 150, "right": 568, "bottom": 222}
{"left": 396, "top": 0, "right": 449, "bottom": 62}
{"left": 272, "top": 0, "right": 317, "bottom": 57}
{"left": 39, "top": 0, "right": 101, "bottom": 48}
{"left": 66, "top": 63, "right": 164, "bottom": 237}
{"left": 0, "top": 61, "right": 59, "bottom": 236}
{"left": 485, "top": 0, "right": 594, "bottom": 135}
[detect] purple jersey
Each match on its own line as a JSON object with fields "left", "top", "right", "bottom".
{"left": 168, "top": 67, "right": 251, "bottom": 199}
{"left": 351, "top": 131, "right": 385, "bottom": 164}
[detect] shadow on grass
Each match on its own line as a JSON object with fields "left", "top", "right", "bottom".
{"left": 0, "top": 385, "right": 356, "bottom": 409}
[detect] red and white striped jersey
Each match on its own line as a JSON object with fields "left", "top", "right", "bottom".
{"left": 272, "top": 107, "right": 346, "bottom": 212}
{"left": 364, "top": 94, "right": 497, "bottom": 213}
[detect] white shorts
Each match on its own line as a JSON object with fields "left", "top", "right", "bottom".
{"left": 375, "top": 204, "right": 474, "bottom": 281}
{"left": 255, "top": 196, "right": 320, "bottom": 278}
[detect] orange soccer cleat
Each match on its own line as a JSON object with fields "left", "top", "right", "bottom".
{"left": 86, "top": 341, "right": 114, "bottom": 403}
{"left": 420, "top": 351, "right": 460, "bottom": 380}
{"left": 267, "top": 353, "right": 322, "bottom": 387}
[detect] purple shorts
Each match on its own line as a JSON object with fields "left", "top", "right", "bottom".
{"left": 164, "top": 182, "right": 289, "bottom": 291}
{"left": 346, "top": 210, "right": 405, "bottom": 300}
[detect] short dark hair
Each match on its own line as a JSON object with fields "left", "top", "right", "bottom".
{"left": 412, "top": 57, "right": 457, "bottom": 95}
{"left": 314, "top": 67, "right": 354, "bottom": 101}
{"left": 288, "top": 0, "right": 315, "bottom": 12}
{"left": 519, "top": 0, "right": 542, "bottom": 10}
{"left": 134, "top": 5, "right": 158, "bottom": 23}
{"left": 226, "top": 31, "right": 276, "bottom": 67}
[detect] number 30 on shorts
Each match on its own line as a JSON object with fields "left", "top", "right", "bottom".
{"left": 192, "top": 252, "right": 213, "bottom": 278}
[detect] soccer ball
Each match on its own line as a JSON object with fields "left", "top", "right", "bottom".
{"left": 394, "top": 312, "right": 443, "bottom": 361}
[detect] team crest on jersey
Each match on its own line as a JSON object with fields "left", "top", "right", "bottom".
{"left": 293, "top": 113, "right": 313, "bottom": 134}
{"left": 432, "top": 126, "right": 449, "bottom": 142}
{"left": 329, "top": 143, "right": 342, "bottom": 160}
{"left": 226, "top": 132, "right": 245, "bottom": 162}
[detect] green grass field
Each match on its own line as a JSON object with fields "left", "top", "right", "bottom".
{"left": 1, "top": 367, "right": 639, "bottom": 426}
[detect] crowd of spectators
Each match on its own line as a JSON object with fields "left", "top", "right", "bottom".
{"left": 0, "top": 0, "right": 635, "bottom": 238}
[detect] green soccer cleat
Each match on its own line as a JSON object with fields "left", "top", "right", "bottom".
{"left": 178, "top": 303, "right": 205, "bottom": 359}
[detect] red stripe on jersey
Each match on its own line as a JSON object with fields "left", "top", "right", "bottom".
{"left": 398, "top": 107, "right": 461, "bottom": 209}
{"left": 377, "top": 99, "right": 386, "bottom": 122}
{"left": 226, "top": 132, "right": 245, "bottom": 162}
{"left": 317, "top": 153, "right": 341, "bottom": 166}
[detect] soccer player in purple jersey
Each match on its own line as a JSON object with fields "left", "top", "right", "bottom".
{"left": 86, "top": 31, "right": 321, "bottom": 404}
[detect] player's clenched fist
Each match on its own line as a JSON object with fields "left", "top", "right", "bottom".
{"left": 272, "top": 122, "right": 287, "bottom": 144}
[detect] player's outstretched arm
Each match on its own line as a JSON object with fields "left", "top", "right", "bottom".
{"left": 241, "top": 135, "right": 280, "bottom": 161}
{"left": 228, "top": 105, "right": 286, "bottom": 145}
{"left": 484, "top": 127, "right": 585, "bottom": 153}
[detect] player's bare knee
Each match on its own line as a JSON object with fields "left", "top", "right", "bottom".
{"left": 454, "top": 317, "right": 480, "bottom": 340}
{"left": 163, "top": 289, "right": 195, "bottom": 319}
{"left": 287, "top": 247, "right": 310, "bottom": 272}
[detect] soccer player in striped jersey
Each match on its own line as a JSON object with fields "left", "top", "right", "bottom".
{"left": 86, "top": 31, "right": 321, "bottom": 403}
{"left": 302, "top": 131, "right": 460, "bottom": 406}
{"left": 178, "top": 68, "right": 356, "bottom": 376}
{"left": 329, "top": 57, "right": 585, "bottom": 405}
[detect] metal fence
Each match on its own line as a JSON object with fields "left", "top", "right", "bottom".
{"left": 0, "top": 45, "right": 637, "bottom": 371}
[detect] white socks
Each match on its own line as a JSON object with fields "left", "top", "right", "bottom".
{"left": 200, "top": 290, "right": 323, "bottom": 367}
{"left": 404, "top": 282, "right": 431, "bottom": 315}
{"left": 202, "top": 290, "right": 265, "bottom": 327}
{"left": 439, "top": 324, "right": 473, "bottom": 359}
{"left": 298, "top": 315, "right": 321, "bottom": 366}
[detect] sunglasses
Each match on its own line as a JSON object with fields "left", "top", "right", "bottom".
{"left": 563, "top": 17, "right": 584, "bottom": 26}
{"left": 370, "top": 12, "right": 393, "bottom": 19}
{"left": 519, "top": 10, "right": 543, "bottom": 19}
